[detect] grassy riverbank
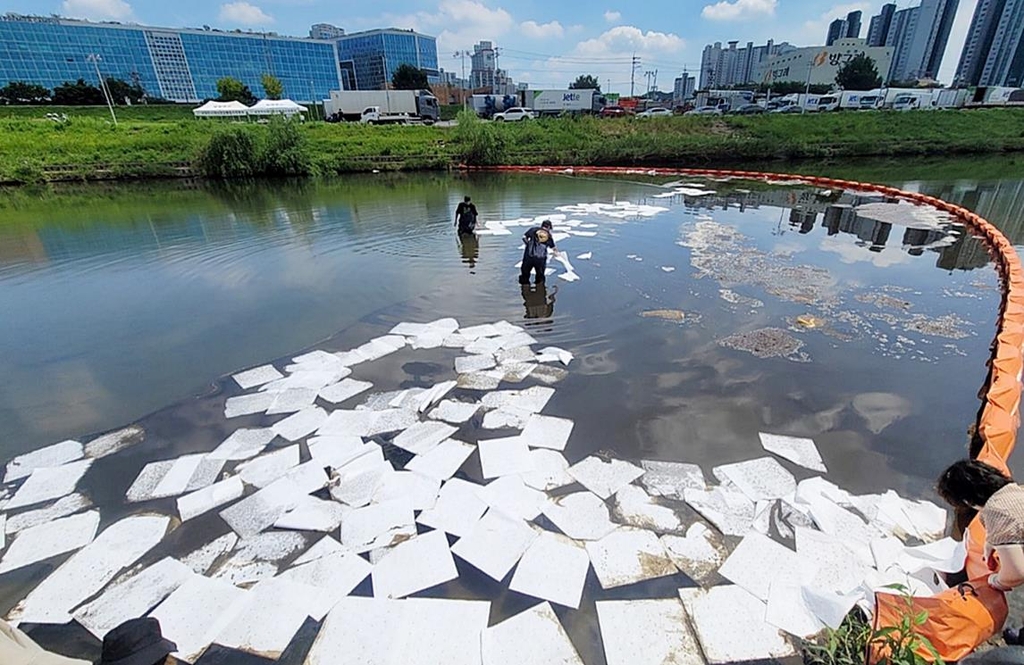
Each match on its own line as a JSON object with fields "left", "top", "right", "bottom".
{"left": 3, "top": 104, "right": 1024, "bottom": 182}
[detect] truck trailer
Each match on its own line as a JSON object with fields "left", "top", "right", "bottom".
{"left": 521, "top": 89, "right": 605, "bottom": 116}
{"left": 323, "top": 90, "right": 439, "bottom": 124}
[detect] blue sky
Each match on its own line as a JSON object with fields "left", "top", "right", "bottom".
{"left": 12, "top": 0, "right": 977, "bottom": 90}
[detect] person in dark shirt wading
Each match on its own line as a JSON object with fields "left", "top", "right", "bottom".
{"left": 520, "top": 220, "right": 558, "bottom": 285}
{"left": 454, "top": 196, "right": 478, "bottom": 236}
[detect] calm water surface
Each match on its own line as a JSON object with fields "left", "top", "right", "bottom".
{"left": 2, "top": 162, "right": 1024, "bottom": 662}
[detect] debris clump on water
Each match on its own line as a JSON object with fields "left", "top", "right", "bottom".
{"left": 719, "top": 327, "right": 808, "bottom": 360}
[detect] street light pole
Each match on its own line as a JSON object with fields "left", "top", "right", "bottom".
{"left": 87, "top": 53, "right": 117, "bottom": 126}
{"left": 454, "top": 50, "right": 470, "bottom": 111}
{"left": 803, "top": 59, "right": 813, "bottom": 114}
{"left": 381, "top": 54, "right": 391, "bottom": 113}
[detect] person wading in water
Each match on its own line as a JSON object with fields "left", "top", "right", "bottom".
{"left": 454, "top": 196, "right": 478, "bottom": 236}
{"left": 519, "top": 220, "right": 558, "bottom": 285}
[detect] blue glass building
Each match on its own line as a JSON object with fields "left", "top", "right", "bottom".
{"left": 335, "top": 29, "right": 439, "bottom": 90}
{"left": 0, "top": 15, "right": 343, "bottom": 102}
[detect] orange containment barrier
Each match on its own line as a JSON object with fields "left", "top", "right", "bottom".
{"left": 870, "top": 581, "right": 1008, "bottom": 663}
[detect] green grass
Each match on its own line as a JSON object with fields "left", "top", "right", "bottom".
{"left": 3, "top": 104, "right": 1024, "bottom": 183}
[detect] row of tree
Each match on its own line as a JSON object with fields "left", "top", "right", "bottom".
{"left": 0, "top": 78, "right": 146, "bottom": 105}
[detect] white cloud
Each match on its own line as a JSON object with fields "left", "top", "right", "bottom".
{"left": 61, "top": 0, "right": 134, "bottom": 21}
{"left": 575, "top": 25, "right": 685, "bottom": 56}
{"left": 604, "top": 10, "right": 621, "bottom": 22}
{"left": 218, "top": 2, "right": 274, "bottom": 26}
{"left": 521, "top": 20, "right": 564, "bottom": 39}
{"left": 701, "top": 0, "right": 776, "bottom": 21}
{"left": 369, "top": 0, "right": 515, "bottom": 53}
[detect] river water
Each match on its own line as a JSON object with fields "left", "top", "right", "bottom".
{"left": 1, "top": 161, "right": 1024, "bottom": 661}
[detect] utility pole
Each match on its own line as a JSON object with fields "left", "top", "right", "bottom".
{"left": 630, "top": 53, "right": 641, "bottom": 97}
{"left": 644, "top": 70, "right": 653, "bottom": 94}
{"left": 454, "top": 50, "right": 471, "bottom": 110}
{"left": 87, "top": 53, "right": 117, "bottom": 126}
{"left": 494, "top": 46, "right": 503, "bottom": 95}
{"left": 653, "top": 69, "right": 658, "bottom": 92}
{"left": 381, "top": 54, "right": 391, "bottom": 113}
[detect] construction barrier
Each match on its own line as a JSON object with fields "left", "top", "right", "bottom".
{"left": 465, "top": 165, "right": 1024, "bottom": 660}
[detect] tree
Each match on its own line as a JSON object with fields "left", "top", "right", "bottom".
{"left": 216, "top": 77, "right": 257, "bottom": 105}
{"left": 391, "top": 64, "right": 429, "bottom": 90}
{"left": 104, "top": 77, "right": 145, "bottom": 104}
{"left": 0, "top": 81, "right": 50, "bottom": 104}
{"left": 52, "top": 79, "right": 105, "bottom": 105}
{"left": 569, "top": 74, "right": 601, "bottom": 92}
{"left": 261, "top": 73, "right": 283, "bottom": 100}
{"left": 836, "top": 54, "right": 882, "bottom": 91}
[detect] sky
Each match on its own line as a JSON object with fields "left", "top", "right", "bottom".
{"left": 11, "top": 0, "right": 978, "bottom": 92}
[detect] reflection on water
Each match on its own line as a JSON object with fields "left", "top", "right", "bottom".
{"left": 522, "top": 283, "right": 557, "bottom": 321}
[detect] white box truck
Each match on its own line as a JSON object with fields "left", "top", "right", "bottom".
{"left": 521, "top": 89, "right": 605, "bottom": 116}
{"left": 323, "top": 90, "right": 439, "bottom": 124}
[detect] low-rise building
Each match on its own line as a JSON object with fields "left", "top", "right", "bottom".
{"left": 754, "top": 39, "right": 894, "bottom": 87}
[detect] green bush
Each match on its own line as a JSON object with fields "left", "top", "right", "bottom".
{"left": 198, "top": 125, "right": 262, "bottom": 178}
{"left": 451, "top": 110, "right": 508, "bottom": 165}
{"left": 261, "top": 117, "right": 315, "bottom": 176}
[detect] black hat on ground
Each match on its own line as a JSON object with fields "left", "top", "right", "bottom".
{"left": 100, "top": 618, "right": 177, "bottom": 665}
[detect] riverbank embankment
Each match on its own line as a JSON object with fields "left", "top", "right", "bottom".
{"left": 4, "top": 105, "right": 1024, "bottom": 183}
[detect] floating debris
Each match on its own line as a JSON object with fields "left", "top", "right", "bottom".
{"left": 718, "top": 327, "right": 806, "bottom": 360}
{"left": 660, "top": 523, "right": 729, "bottom": 586}
{"left": 680, "top": 585, "right": 797, "bottom": 663}
{"left": 4, "top": 439, "right": 84, "bottom": 483}
{"left": 0, "top": 510, "right": 99, "bottom": 574}
{"left": 5, "top": 459, "right": 93, "bottom": 511}
{"left": 597, "top": 599, "right": 703, "bottom": 665}
{"left": 795, "top": 314, "right": 826, "bottom": 329}
{"left": 641, "top": 309, "right": 686, "bottom": 322}
{"left": 759, "top": 433, "right": 827, "bottom": 473}
{"left": 585, "top": 527, "right": 677, "bottom": 589}
{"left": 509, "top": 531, "right": 590, "bottom": 609}
{"left": 482, "top": 601, "right": 584, "bottom": 665}
{"left": 451, "top": 508, "right": 538, "bottom": 582}
{"left": 718, "top": 289, "right": 763, "bottom": 309}
{"left": 568, "top": 456, "right": 645, "bottom": 500}
{"left": 372, "top": 529, "right": 458, "bottom": 599}
{"left": 904, "top": 313, "right": 971, "bottom": 339}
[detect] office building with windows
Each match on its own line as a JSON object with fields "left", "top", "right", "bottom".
{"left": 867, "top": 4, "right": 897, "bottom": 46}
{"left": 0, "top": 14, "right": 342, "bottom": 102}
{"left": 335, "top": 28, "right": 439, "bottom": 90}
{"left": 954, "top": 0, "right": 1024, "bottom": 86}
{"left": 309, "top": 23, "right": 345, "bottom": 40}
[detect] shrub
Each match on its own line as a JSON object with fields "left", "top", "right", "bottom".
{"left": 198, "top": 125, "right": 261, "bottom": 178}
{"left": 260, "top": 117, "right": 314, "bottom": 176}
{"left": 451, "top": 110, "right": 507, "bottom": 165}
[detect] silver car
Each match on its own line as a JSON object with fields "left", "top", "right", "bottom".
{"left": 493, "top": 107, "right": 535, "bottom": 122}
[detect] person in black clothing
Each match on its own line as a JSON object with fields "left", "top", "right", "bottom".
{"left": 454, "top": 196, "right": 478, "bottom": 236}
{"left": 519, "top": 220, "right": 557, "bottom": 285}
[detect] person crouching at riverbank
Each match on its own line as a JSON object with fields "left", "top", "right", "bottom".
{"left": 937, "top": 459, "right": 1024, "bottom": 643}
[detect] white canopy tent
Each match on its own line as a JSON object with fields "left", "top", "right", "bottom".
{"left": 247, "top": 99, "right": 307, "bottom": 117}
{"left": 192, "top": 100, "right": 250, "bottom": 118}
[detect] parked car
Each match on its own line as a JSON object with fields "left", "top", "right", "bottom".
{"left": 599, "top": 105, "right": 631, "bottom": 118}
{"left": 684, "top": 106, "right": 722, "bottom": 116}
{"left": 731, "top": 104, "right": 766, "bottom": 115}
{"left": 492, "top": 107, "right": 534, "bottom": 121}
{"left": 636, "top": 107, "right": 672, "bottom": 119}
{"left": 770, "top": 104, "right": 804, "bottom": 114}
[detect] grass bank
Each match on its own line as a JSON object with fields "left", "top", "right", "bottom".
{"left": 2, "top": 104, "right": 1024, "bottom": 183}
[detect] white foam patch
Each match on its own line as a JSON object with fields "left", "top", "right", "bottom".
{"left": 208, "top": 428, "right": 277, "bottom": 461}
{"left": 308, "top": 597, "right": 490, "bottom": 665}
{"left": 392, "top": 422, "right": 459, "bottom": 455}
{"left": 319, "top": 378, "right": 374, "bottom": 405}
{"left": 340, "top": 499, "right": 415, "bottom": 553}
{"left": 5, "top": 459, "right": 93, "bottom": 511}
{"left": 509, "top": 531, "right": 590, "bottom": 609}
{"left": 233, "top": 364, "right": 283, "bottom": 389}
{"left": 0, "top": 510, "right": 99, "bottom": 574}
{"left": 417, "top": 478, "right": 489, "bottom": 537}
{"left": 224, "top": 393, "right": 275, "bottom": 419}
{"left": 272, "top": 407, "right": 328, "bottom": 441}
{"left": 4, "top": 440, "right": 84, "bottom": 483}
{"left": 520, "top": 414, "right": 574, "bottom": 451}
{"left": 521, "top": 449, "right": 573, "bottom": 491}
{"left": 713, "top": 457, "right": 796, "bottom": 502}
{"left": 680, "top": 585, "right": 796, "bottom": 663}
{"left": 12, "top": 514, "right": 171, "bottom": 625}
{"left": 683, "top": 486, "right": 756, "bottom": 537}
{"left": 478, "top": 435, "right": 534, "bottom": 479}
{"left": 178, "top": 476, "right": 244, "bottom": 522}
{"left": 639, "top": 460, "right": 707, "bottom": 499}
{"left": 482, "top": 601, "right": 584, "bottom": 665}
{"left": 568, "top": 457, "right": 644, "bottom": 500}
{"left": 660, "top": 523, "right": 728, "bottom": 586}
{"left": 214, "top": 577, "right": 329, "bottom": 658}
{"left": 4, "top": 493, "right": 92, "bottom": 534}
{"left": 596, "top": 599, "right": 703, "bottom": 665}
{"left": 73, "top": 557, "right": 193, "bottom": 639}
{"left": 149, "top": 575, "right": 248, "bottom": 664}
{"left": 759, "top": 432, "right": 827, "bottom": 473}
{"left": 372, "top": 529, "right": 459, "bottom": 599}
{"left": 719, "top": 532, "right": 814, "bottom": 602}
{"left": 586, "top": 527, "right": 678, "bottom": 589}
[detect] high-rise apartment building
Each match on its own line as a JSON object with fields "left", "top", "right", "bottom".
{"left": 867, "top": 4, "right": 897, "bottom": 46}
{"left": 699, "top": 39, "right": 792, "bottom": 88}
{"left": 309, "top": 23, "right": 344, "bottom": 40}
{"left": 954, "top": 0, "right": 1024, "bottom": 86}
{"left": 335, "top": 28, "right": 439, "bottom": 90}
{"left": 673, "top": 73, "right": 696, "bottom": 103}
{"left": 469, "top": 40, "right": 514, "bottom": 94}
{"left": 881, "top": 0, "right": 957, "bottom": 82}
{"left": 846, "top": 11, "right": 864, "bottom": 39}
{"left": 0, "top": 14, "right": 342, "bottom": 102}
{"left": 826, "top": 19, "right": 848, "bottom": 46}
